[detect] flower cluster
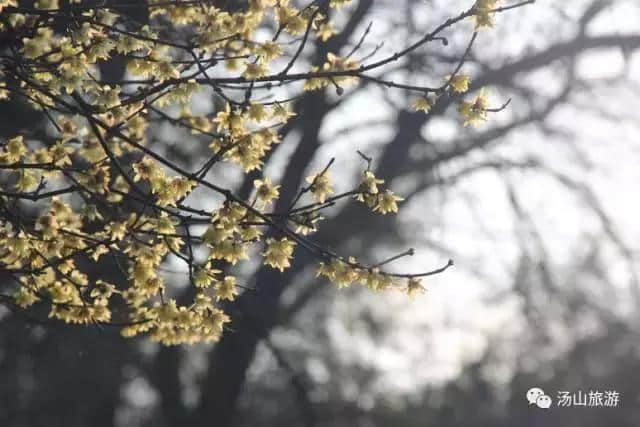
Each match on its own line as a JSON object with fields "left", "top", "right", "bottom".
{"left": 354, "top": 171, "right": 403, "bottom": 214}
{"left": 316, "top": 258, "right": 426, "bottom": 297}
{"left": 412, "top": 73, "right": 495, "bottom": 127}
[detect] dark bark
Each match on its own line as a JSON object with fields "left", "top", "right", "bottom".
{"left": 192, "top": 3, "right": 376, "bottom": 424}
{"left": 195, "top": 90, "right": 330, "bottom": 427}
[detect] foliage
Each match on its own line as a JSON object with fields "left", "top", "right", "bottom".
{"left": 0, "top": 0, "right": 532, "bottom": 344}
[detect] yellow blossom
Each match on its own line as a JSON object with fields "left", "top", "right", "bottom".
{"left": 215, "top": 276, "right": 238, "bottom": 301}
{"left": 448, "top": 74, "right": 471, "bottom": 93}
{"left": 412, "top": 96, "right": 434, "bottom": 113}
{"left": 254, "top": 177, "right": 280, "bottom": 205}
{"left": 374, "top": 190, "right": 403, "bottom": 214}
{"left": 306, "top": 171, "right": 333, "bottom": 203}
{"left": 6, "top": 136, "right": 27, "bottom": 162}
{"left": 263, "top": 237, "right": 296, "bottom": 271}
{"left": 243, "top": 61, "right": 269, "bottom": 79}
{"left": 405, "top": 278, "right": 426, "bottom": 297}
{"left": 474, "top": 0, "right": 501, "bottom": 29}
{"left": 459, "top": 89, "right": 491, "bottom": 127}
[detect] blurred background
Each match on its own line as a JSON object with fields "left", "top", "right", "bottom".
{"left": 2, "top": 0, "right": 640, "bottom": 426}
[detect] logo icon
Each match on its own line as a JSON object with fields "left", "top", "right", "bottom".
{"left": 527, "top": 387, "right": 552, "bottom": 409}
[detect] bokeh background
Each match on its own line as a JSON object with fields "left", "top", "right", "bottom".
{"left": 2, "top": 0, "right": 640, "bottom": 426}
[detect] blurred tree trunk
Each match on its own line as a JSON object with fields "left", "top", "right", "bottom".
{"left": 194, "top": 3, "right": 374, "bottom": 423}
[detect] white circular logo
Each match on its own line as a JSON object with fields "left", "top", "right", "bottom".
{"left": 527, "top": 387, "right": 552, "bottom": 409}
